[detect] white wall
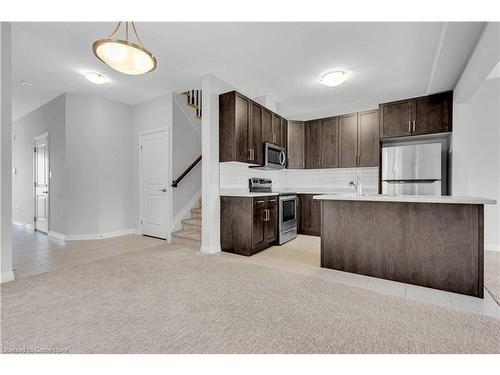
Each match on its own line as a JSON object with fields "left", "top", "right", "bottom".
{"left": 65, "top": 93, "right": 135, "bottom": 237}
{"left": 172, "top": 93, "right": 201, "bottom": 223}
{"left": 201, "top": 74, "right": 235, "bottom": 254}
{"left": 1, "top": 22, "right": 14, "bottom": 282}
{"left": 452, "top": 78, "right": 500, "bottom": 250}
{"left": 11, "top": 90, "right": 202, "bottom": 241}
{"left": 12, "top": 94, "right": 66, "bottom": 233}
{"left": 133, "top": 93, "right": 202, "bottom": 233}
{"left": 452, "top": 22, "right": 500, "bottom": 251}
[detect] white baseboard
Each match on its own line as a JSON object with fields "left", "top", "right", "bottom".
{"left": 48, "top": 231, "right": 66, "bottom": 241}
{"left": 485, "top": 243, "right": 500, "bottom": 252}
{"left": 12, "top": 220, "right": 34, "bottom": 230}
{"left": 65, "top": 228, "right": 138, "bottom": 241}
{"left": 201, "top": 245, "right": 221, "bottom": 254}
{"left": 1, "top": 270, "right": 15, "bottom": 283}
{"left": 171, "top": 188, "right": 202, "bottom": 232}
{"left": 100, "top": 228, "right": 138, "bottom": 239}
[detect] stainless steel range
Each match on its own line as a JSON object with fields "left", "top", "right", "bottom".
{"left": 277, "top": 193, "right": 298, "bottom": 244}
{"left": 249, "top": 178, "right": 297, "bottom": 245}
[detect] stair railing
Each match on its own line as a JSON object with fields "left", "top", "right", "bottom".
{"left": 171, "top": 155, "right": 202, "bottom": 188}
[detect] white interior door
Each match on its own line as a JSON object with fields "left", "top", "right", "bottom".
{"left": 140, "top": 130, "right": 170, "bottom": 239}
{"left": 34, "top": 133, "right": 49, "bottom": 233}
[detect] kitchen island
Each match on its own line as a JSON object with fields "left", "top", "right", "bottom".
{"left": 313, "top": 194, "right": 496, "bottom": 297}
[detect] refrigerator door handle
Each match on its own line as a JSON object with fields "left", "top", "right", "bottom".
{"left": 383, "top": 179, "right": 441, "bottom": 184}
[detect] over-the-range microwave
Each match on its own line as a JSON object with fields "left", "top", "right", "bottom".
{"left": 251, "top": 142, "right": 286, "bottom": 170}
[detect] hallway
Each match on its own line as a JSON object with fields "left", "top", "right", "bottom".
{"left": 11, "top": 224, "right": 165, "bottom": 279}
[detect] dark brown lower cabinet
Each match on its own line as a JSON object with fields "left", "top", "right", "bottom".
{"left": 221, "top": 195, "right": 278, "bottom": 256}
{"left": 298, "top": 194, "right": 321, "bottom": 236}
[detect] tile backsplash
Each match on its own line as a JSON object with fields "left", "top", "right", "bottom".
{"left": 220, "top": 162, "right": 379, "bottom": 193}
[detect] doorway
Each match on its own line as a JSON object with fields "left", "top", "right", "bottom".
{"left": 33, "top": 133, "right": 49, "bottom": 233}
{"left": 139, "top": 128, "right": 171, "bottom": 239}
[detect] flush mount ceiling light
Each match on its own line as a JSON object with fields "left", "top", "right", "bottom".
{"left": 92, "top": 22, "right": 157, "bottom": 75}
{"left": 84, "top": 72, "right": 109, "bottom": 84}
{"left": 320, "top": 71, "right": 348, "bottom": 87}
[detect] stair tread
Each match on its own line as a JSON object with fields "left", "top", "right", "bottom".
{"left": 191, "top": 208, "right": 202, "bottom": 213}
{"left": 171, "top": 230, "right": 201, "bottom": 241}
{"left": 182, "top": 218, "right": 201, "bottom": 226}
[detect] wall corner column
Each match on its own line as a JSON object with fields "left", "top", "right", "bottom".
{"left": 200, "top": 74, "right": 222, "bottom": 254}
{"left": 0, "top": 22, "right": 14, "bottom": 283}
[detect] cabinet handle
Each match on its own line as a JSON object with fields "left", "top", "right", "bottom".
{"left": 413, "top": 121, "right": 416, "bottom": 132}
{"left": 255, "top": 200, "right": 265, "bottom": 204}
{"left": 408, "top": 121, "right": 411, "bottom": 133}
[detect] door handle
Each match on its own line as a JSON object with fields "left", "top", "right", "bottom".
{"left": 159, "top": 188, "right": 167, "bottom": 192}
{"left": 279, "top": 150, "right": 286, "bottom": 165}
{"left": 408, "top": 121, "right": 411, "bottom": 133}
{"left": 412, "top": 121, "right": 416, "bottom": 132}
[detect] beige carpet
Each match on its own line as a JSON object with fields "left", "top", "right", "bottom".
{"left": 485, "top": 250, "right": 500, "bottom": 306}
{"left": 1, "top": 243, "right": 499, "bottom": 354}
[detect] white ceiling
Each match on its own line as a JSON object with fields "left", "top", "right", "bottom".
{"left": 12, "top": 22, "right": 485, "bottom": 121}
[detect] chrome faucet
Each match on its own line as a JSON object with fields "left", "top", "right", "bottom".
{"left": 348, "top": 176, "right": 363, "bottom": 196}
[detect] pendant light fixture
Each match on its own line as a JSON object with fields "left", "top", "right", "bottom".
{"left": 92, "top": 22, "right": 157, "bottom": 75}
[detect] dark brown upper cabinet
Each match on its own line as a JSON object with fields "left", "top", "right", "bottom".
{"left": 412, "top": 91, "right": 452, "bottom": 135}
{"left": 305, "top": 120, "right": 321, "bottom": 169}
{"left": 219, "top": 91, "right": 287, "bottom": 164}
{"left": 272, "top": 113, "right": 286, "bottom": 147}
{"left": 379, "top": 91, "right": 452, "bottom": 139}
{"left": 320, "top": 117, "right": 339, "bottom": 168}
{"left": 262, "top": 107, "right": 273, "bottom": 145}
{"left": 302, "top": 111, "right": 380, "bottom": 169}
{"left": 249, "top": 101, "right": 263, "bottom": 165}
{"left": 287, "top": 121, "right": 305, "bottom": 169}
{"left": 219, "top": 91, "right": 250, "bottom": 163}
{"left": 280, "top": 118, "right": 288, "bottom": 150}
{"left": 339, "top": 113, "right": 358, "bottom": 167}
{"left": 379, "top": 99, "right": 412, "bottom": 138}
{"left": 357, "top": 110, "right": 380, "bottom": 167}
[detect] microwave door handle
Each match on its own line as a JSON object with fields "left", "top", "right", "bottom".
{"left": 279, "top": 150, "right": 285, "bottom": 165}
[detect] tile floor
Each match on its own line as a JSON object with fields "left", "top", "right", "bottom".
{"left": 249, "top": 234, "right": 500, "bottom": 319}
{"left": 11, "top": 224, "right": 165, "bottom": 279}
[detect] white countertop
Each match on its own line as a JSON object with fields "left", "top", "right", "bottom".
{"left": 220, "top": 187, "right": 380, "bottom": 197}
{"left": 313, "top": 194, "right": 497, "bottom": 205}
{"left": 220, "top": 189, "right": 279, "bottom": 197}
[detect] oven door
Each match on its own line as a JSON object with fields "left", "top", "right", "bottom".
{"left": 279, "top": 195, "right": 297, "bottom": 244}
{"left": 264, "top": 142, "right": 286, "bottom": 169}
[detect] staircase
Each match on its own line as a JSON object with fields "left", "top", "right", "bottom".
{"left": 183, "top": 90, "right": 202, "bottom": 119}
{"left": 171, "top": 198, "right": 202, "bottom": 250}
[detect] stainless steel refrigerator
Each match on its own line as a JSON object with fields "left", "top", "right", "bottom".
{"left": 382, "top": 141, "right": 448, "bottom": 196}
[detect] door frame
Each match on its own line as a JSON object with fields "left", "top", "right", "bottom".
{"left": 33, "top": 132, "right": 49, "bottom": 232}
{"left": 138, "top": 127, "right": 172, "bottom": 240}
